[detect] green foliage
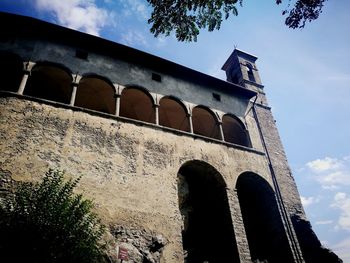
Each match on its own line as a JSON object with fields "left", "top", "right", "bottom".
{"left": 147, "top": 0, "right": 242, "bottom": 42}
{"left": 0, "top": 169, "right": 106, "bottom": 263}
{"left": 283, "top": 0, "right": 327, "bottom": 29}
{"left": 147, "top": 0, "right": 328, "bottom": 42}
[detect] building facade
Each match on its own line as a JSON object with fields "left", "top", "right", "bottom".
{"left": 0, "top": 12, "right": 342, "bottom": 263}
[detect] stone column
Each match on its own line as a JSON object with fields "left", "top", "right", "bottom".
{"left": 227, "top": 189, "right": 252, "bottom": 263}
{"left": 155, "top": 104, "right": 159, "bottom": 125}
{"left": 219, "top": 121, "right": 225, "bottom": 141}
{"left": 70, "top": 74, "right": 81, "bottom": 106}
{"left": 115, "top": 95, "right": 121, "bottom": 116}
{"left": 17, "top": 61, "right": 35, "bottom": 95}
{"left": 188, "top": 114, "right": 193, "bottom": 134}
{"left": 113, "top": 84, "right": 121, "bottom": 116}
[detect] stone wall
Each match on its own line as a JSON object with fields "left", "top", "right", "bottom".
{"left": 0, "top": 95, "right": 273, "bottom": 262}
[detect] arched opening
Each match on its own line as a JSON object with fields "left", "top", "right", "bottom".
{"left": 222, "top": 114, "right": 251, "bottom": 147}
{"left": 192, "top": 106, "right": 220, "bottom": 140}
{"left": 24, "top": 63, "right": 72, "bottom": 104}
{"left": 178, "top": 160, "right": 240, "bottom": 263}
{"left": 75, "top": 76, "right": 116, "bottom": 114}
{"left": 246, "top": 63, "right": 255, "bottom": 82}
{"left": 159, "top": 96, "right": 190, "bottom": 132}
{"left": 0, "top": 51, "right": 23, "bottom": 92}
{"left": 120, "top": 87, "right": 155, "bottom": 123}
{"left": 236, "top": 172, "right": 294, "bottom": 263}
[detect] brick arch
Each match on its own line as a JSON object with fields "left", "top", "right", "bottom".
{"left": 192, "top": 105, "right": 220, "bottom": 139}
{"left": 75, "top": 74, "right": 116, "bottom": 114}
{"left": 159, "top": 96, "right": 190, "bottom": 132}
{"left": 222, "top": 113, "right": 251, "bottom": 147}
{"left": 178, "top": 160, "right": 240, "bottom": 262}
{"left": 24, "top": 61, "right": 73, "bottom": 104}
{"left": 120, "top": 86, "right": 155, "bottom": 124}
{"left": 0, "top": 51, "right": 23, "bottom": 92}
{"left": 236, "top": 172, "right": 294, "bottom": 263}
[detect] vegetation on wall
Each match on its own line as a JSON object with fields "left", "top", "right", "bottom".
{"left": 0, "top": 169, "right": 106, "bottom": 263}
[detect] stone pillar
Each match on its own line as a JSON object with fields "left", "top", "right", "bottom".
{"left": 219, "top": 121, "right": 225, "bottom": 141}
{"left": 17, "top": 61, "right": 35, "bottom": 95}
{"left": 188, "top": 114, "right": 193, "bottom": 134}
{"left": 115, "top": 95, "right": 121, "bottom": 116}
{"left": 70, "top": 74, "right": 81, "bottom": 106}
{"left": 155, "top": 104, "right": 159, "bottom": 125}
{"left": 115, "top": 84, "right": 124, "bottom": 117}
{"left": 227, "top": 189, "right": 252, "bottom": 263}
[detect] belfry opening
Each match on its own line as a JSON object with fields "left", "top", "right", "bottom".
{"left": 178, "top": 160, "right": 239, "bottom": 263}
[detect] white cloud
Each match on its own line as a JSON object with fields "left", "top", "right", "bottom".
{"left": 331, "top": 192, "right": 350, "bottom": 231}
{"left": 306, "top": 157, "right": 342, "bottom": 173}
{"left": 315, "top": 220, "right": 333, "bottom": 225}
{"left": 305, "top": 156, "right": 350, "bottom": 189}
{"left": 34, "top": 0, "right": 112, "bottom": 36}
{"left": 120, "top": 0, "right": 149, "bottom": 19}
{"left": 320, "top": 171, "right": 350, "bottom": 189}
{"left": 300, "top": 195, "right": 319, "bottom": 208}
{"left": 120, "top": 30, "right": 148, "bottom": 47}
{"left": 332, "top": 237, "right": 350, "bottom": 263}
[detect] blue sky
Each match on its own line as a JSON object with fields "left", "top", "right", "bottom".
{"left": 1, "top": 0, "right": 349, "bottom": 261}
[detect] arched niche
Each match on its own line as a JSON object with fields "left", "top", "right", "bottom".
{"left": 120, "top": 87, "right": 155, "bottom": 124}
{"left": 236, "top": 172, "right": 294, "bottom": 263}
{"left": 24, "top": 62, "right": 72, "bottom": 104}
{"left": 75, "top": 75, "right": 116, "bottom": 114}
{"left": 159, "top": 96, "right": 190, "bottom": 132}
{"left": 192, "top": 106, "right": 220, "bottom": 139}
{"left": 178, "top": 160, "right": 240, "bottom": 263}
{"left": 222, "top": 114, "right": 251, "bottom": 147}
{"left": 0, "top": 51, "right": 23, "bottom": 92}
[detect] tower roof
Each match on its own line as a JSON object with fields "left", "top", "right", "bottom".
{"left": 222, "top": 49, "right": 258, "bottom": 72}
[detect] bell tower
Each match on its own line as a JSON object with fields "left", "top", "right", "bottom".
{"left": 222, "top": 49, "right": 264, "bottom": 92}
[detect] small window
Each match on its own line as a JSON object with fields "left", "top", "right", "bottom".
{"left": 212, "top": 93, "right": 221, "bottom": 101}
{"left": 75, "top": 49, "right": 88, "bottom": 60}
{"left": 152, "top": 73, "right": 161, "bottom": 82}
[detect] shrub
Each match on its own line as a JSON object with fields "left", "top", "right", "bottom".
{"left": 0, "top": 169, "right": 105, "bottom": 263}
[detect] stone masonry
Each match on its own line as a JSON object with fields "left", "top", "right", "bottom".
{"left": 0, "top": 12, "right": 342, "bottom": 263}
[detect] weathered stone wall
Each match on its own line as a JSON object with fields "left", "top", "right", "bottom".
{"left": 0, "top": 96, "right": 273, "bottom": 262}
{"left": 254, "top": 102, "right": 305, "bottom": 218}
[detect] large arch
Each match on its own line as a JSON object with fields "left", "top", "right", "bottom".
{"left": 159, "top": 96, "right": 190, "bottom": 132}
{"left": 0, "top": 51, "right": 23, "bottom": 92}
{"left": 178, "top": 160, "right": 240, "bottom": 263}
{"left": 192, "top": 106, "right": 220, "bottom": 139}
{"left": 222, "top": 114, "right": 251, "bottom": 147}
{"left": 24, "top": 62, "right": 72, "bottom": 104}
{"left": 236, "top": 172, "right": 294, "bottom": 263}
{"left": 119, "top": 87, "right": 155, "bottom": 124}
{"left": 75, "top": 75, "right": 116, "bottom": 114}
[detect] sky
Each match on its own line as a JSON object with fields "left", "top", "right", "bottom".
{"left": 1, "top": 0, "right": 349, "bottom": 261}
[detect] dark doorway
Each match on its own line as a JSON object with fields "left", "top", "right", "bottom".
{"left": 236, "top": 172, "right": 294, "bottom": 263}
{"left": 178, "top": 160, "right": 240, "bottom": 263}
